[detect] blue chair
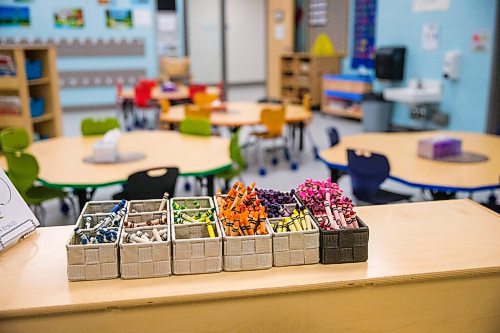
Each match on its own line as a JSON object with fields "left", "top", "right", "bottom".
{"left": 326, "top": 127, "right": 346, "bottom": 182}
{"left": 347, "top": 149, "right": 411, "bottom": 204}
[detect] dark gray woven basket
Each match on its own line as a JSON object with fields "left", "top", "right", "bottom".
{"left": 295, "top": 196, "right": 369, "bottom": 264}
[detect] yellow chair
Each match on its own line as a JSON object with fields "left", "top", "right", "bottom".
{"left": 193, "top": 92, "right": 219, "bottom": 108}
{"left": 250, "top": 106, "right": 297, "bottom": 175}
{"left": 184, "top": 104, "right": 211, "bottom": 120}
{"left": 159, "top": 99, "right": 170, "bottom": 114}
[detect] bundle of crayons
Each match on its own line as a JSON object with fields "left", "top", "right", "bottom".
{"left": 216, "top": 181, "right": 268, "bottom": 236}
{"left": 296, "top": 178, "right": 359, "bottom": 230}
{"left": 123, "top": 211, "right": 167, "bottom": 228}
{"left": 256, "top": 188, "right": 296, "bottom": 218}
{"left": 75, "top": 199, "right": 127, "bottom": 245}
{"left": 271, "top": 206, "right": 314, "bottom": 233}
{"left": 172, "top": 208, "right": 215, "bottom": 225}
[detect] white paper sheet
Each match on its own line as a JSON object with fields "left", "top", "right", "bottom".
{"left": 413, "top": 0, "right": 450, "bottom": 12}
{"left": 133, "top": 8, "right": 152, "bottom": 27}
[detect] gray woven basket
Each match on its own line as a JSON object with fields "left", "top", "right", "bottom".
{"left": 294, "top": 196, "right": 369, "bottom": 264}
{"left": 267, "top": 218, "right": 319, "bottom": 267}
{"left": 171, "top": 221, "right": 222, "bottom": 275}
{"left": 128, "top": 199, "right": 164, "bottom": 213}
{"left": 171, "top": 196, "right": 214, "bottom": 210}
{"left": 214, "top": 195, "right": 273, "bottom": 272}
{"left": 66, "top": 201, "right": 123, "bottom": 281}
{"left": 120, "top": 225, "right": 171, "bottom": 279}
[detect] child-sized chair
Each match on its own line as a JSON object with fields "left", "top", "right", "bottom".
{"left": 184, "top": 104, "right": 211, "bottom": 120}
{"left": 113, "top": 167, "right": 179, "bottom": 200}
{"left": 134, "top": 82, "right": 157, "bottom": 129}
{"left": 347, "top": 149, "right": 412, "bottom": 205}
{"left": 193, "top": 92, "right": 219, "bottom": 108}
{"left": 215, "top": 128, "right": 245, "bottom": 191}
{"left": 81, "top": 117, "right": 121, "bottom": 136}
{"left": 179, "top": 117, "right": 212, "bottom": 193}
{"left": 0, "top": 127, "right": 30, "bottom": 152}
{"left": 250, "top": 106, "right": 297, "bottom": 176}
{"left": 188, "top": 84, "right": 207, "bottom": 102}
{"left": 4, "top": 151, "right": 76, "bottom": 224}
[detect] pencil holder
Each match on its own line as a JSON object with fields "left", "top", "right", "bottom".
{"left": 120, "top": 223, "right": 171, "bottom": 279}
{"left": 268, "top": 217, "right": 319, "bottom": 267}
{"left": 171, "top": 221, "right": 223, "bottom": 275}
{"left": 66, "top": 200, "right": 124, "bottom": 281}
{"left": 214, "top": 196, "right": 273, "bottom": 272}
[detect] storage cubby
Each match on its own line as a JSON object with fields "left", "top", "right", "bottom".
{"left": 0, "top": 45, "right": 62, "bottom": 141}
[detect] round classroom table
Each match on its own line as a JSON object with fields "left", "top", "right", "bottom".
{"left": 121, "top": 85, "right": 190, "bottom": 101}
{"left": 0, "top": 131, "right": 231, "bottom": 208}
{"left": 161, "top": 102, "right": 313, "bottom": 150}
{"left": 319, "top": 131, "right": 500, "bottom": 195}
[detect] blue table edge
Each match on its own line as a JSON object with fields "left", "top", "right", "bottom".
{"left": 318, "top": 156, "right": 500, "bottom": 193}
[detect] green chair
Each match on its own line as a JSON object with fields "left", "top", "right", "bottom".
{"left": 179, "top": 117, "right": 212, "bottom": 194}
{"left": 0, "top": 127, "right": 30, "bottom": 152}
{"left": 4, "top": 151, "right": 74, "bottom": 224}
{"left": 216, "top": 129, "right": 245, "bottom": 190}
{"left": 179, "top": 117, "right": 212, "bottom": 136}
{"left": 81, "top": 117, "right": 121, "bottom": 136}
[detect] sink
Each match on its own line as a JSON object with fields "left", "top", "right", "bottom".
{"left": 383, "top": 79, "right": 441, "bottom": 104}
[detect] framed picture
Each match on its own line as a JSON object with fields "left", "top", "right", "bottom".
{"left": 106, "top": 9, "right": 133, "bottom": 29}
{"left": 54, "top": 8, "right": 84, "bottom": 29}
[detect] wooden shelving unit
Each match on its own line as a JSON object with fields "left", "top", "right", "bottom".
{"left": 0, "top": 45, "right": 62, "bottom": 141}
{"left": 279, "top": 52, "right": 341, "bottom": 105}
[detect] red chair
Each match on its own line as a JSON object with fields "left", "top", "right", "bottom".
{"left": 189, "top": 84, "right": 207, "bottom": 102}
{"left": 133, "top": 83, "right": 156, "bottom": 129}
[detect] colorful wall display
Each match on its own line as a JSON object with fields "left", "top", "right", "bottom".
{"left": 351, "top": 0, "right": 376, "bottom": 69}
{"left": 0, "top": 6, "right": 30, "bottom": 27}
{"left": 54, "top": 8, "right": 84, "bottom": 29}
{"left": 106, "top": 9, "right": 133, "bottom": 29}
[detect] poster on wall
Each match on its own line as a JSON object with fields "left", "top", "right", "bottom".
{"left": 309, "top": 0, "right": 327, "bottom": 27}
{"left": 133, "top": 8, "right": 151, "bottom": 27}
{"left": 106, "top": 9, "right": 133, "bottom": 29}
{"left": 0, "top": 6, "right": 30, "bottom": 27}
{"left": 54, "top": 8, "right": 85, "bottom": 29}
{"left": 351, "top": 0, "right": 376, "bottom": 69}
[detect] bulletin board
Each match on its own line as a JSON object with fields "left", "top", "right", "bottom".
{"left": 351, "top": 0, "right": 376, "bottom": 69}
{"left": 307, "top": 0, "right": 348, "bottom": 56}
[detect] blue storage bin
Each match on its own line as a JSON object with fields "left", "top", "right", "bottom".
{"left": 25, "top": 59, "right": 42, "bottom": 80}
{"left": 30, "top": 98, "right": 45, "bottom": 118}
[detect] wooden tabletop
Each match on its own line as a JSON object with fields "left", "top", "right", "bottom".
{"left": 320, "top": 131, "right": 500, "bottom": 192}
{"left": 121, "top": 85, "right": 190, "bottom": 101}
{"left": 0, "top": 131, "right": 231, "bottom": 189}
{"left": 160, "top": 102, "right": 313, "bottom": 127}
{"left": 1, "top": 199, "right": 499, "bottom": 318}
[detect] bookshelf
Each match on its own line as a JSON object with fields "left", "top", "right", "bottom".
{"left": 0, "top": 45, "right": 62, "bottom": 141}
{"left": 280, "top": 52, "right": 341, "bottom": 106}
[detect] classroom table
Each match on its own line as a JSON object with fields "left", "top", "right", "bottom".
{"left": 0, "top": 199, "right": 499, "bottom": 332}
{"left": 0, "top": 131, "right": 231, "bottom": 208}
{"left": 161, "top": 102, "right": 313, "bottom": 150}
{"left": 319, "top": 131, "right": 500, "bottom": 197}
{"left": 121, "top": 85, "right": 190, "bottom": 102}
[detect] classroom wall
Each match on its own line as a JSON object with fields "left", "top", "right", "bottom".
{"left": 0, "top": 0, "right": 158, "bottom": 109}
{"left": 343, "top": 0, "right": 496, "bottom": 132}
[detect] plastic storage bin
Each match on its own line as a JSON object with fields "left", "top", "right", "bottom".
{"left": 25, "top": 59, "right": 42, "bottom": 80}
{"left": 30, "top": 98, "right": 44, "bottom": 118}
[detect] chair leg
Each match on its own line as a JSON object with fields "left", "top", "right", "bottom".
{"left": 257, "top": 139, "right": 266, "bottom": 176}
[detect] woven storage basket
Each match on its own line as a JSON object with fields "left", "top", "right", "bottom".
{"left": 171, "top": 196, "right": 214, "bottom": 210}
{"left": 295, "top": 196, "right": 369, "bottom": 264}
{"left": 214, "top": 196, "right": 273, "bottom": 272}
{"left": 267, "top": 217, "right": 319, "bottom": 267}
{"left": 128, "top": 199, "right": 164, "bottom": 213}
{"left": 67, "top": 201, "right": 123, "bottom": 281}
{"left": 120, "top": 225, "right": 171, "bottom": 279}
{"left": 171, "top": 221, "right": 222, "bottom": 275}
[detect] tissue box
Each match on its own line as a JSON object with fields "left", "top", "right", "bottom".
{"left": 93, "top": 140, "right": 118, "bottom": 163}
{"left": 418, "top": 137, "right": 462, "bottom": 159}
